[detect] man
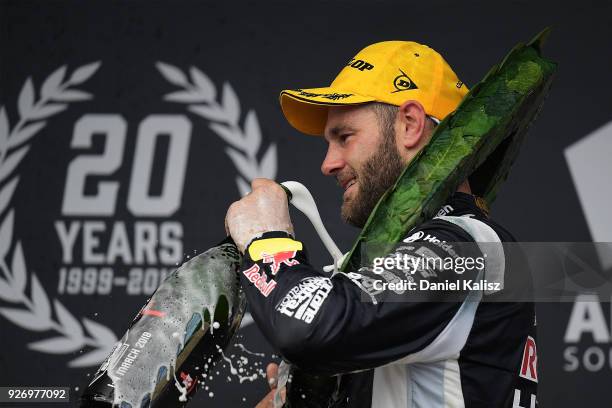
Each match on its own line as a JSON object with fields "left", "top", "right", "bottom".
{"left": 226, "top": 41, "right": 538, "bottom": 407}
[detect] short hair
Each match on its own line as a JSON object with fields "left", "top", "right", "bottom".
{"left": 368, "top": 102, "right": 438, "bottom": 140}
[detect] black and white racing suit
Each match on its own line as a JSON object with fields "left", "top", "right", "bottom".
{"left": 240, "top": 192, "right": 538, "bottom": 408}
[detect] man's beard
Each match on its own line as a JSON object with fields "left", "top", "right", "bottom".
{"left": 341, "top": 134, "right": 405, "bottom": 228}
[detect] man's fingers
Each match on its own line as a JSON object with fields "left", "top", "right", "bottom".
{"left": 266, "top": 362, "right": 279, "bottom": 389}
{"left": 254, "top": 363, "right": 285, "bottom": 407}
{"left": 251, "top": 178, "right": 286, "bottom": 198}
{"left": 251, "top": 178, "right": 273, "bottom": 190}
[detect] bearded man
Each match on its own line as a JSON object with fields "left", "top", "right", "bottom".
{"left": 226, "top": 41, "right": 538, "bottom": 408}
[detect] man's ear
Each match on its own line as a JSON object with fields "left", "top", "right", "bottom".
{"left": 396, "top": 100, "right": 428, "bottom": 149}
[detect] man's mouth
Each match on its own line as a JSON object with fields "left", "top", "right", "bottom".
{"left": 343, "top": 179, "right": 357, "bottom": 197}
{"left": 339, "top": 176, "right": 356, "bottom": 190}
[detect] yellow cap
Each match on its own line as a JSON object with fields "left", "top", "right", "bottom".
{"left": 280, "top": 41, "right": 469, "bottom": 136}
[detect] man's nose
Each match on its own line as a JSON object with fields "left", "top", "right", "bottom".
{"left": 321, "top": 145, "right": 345, "bottom": 176}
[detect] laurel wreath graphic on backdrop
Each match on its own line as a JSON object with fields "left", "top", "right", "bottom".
{"left": 156, "top": 63, "right": 277, "bottom": 330}
{"left": 0, "top": 63, "right": 273, "bottom": 367}
{"left": 0, "top": 63, "right": 119, "bottom": 367}
{"left": 156, "top": 62, "right": 277, "bottom": 195}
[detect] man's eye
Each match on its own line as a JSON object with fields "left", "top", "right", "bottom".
{"left": 340, "top": 134, "right": 352, "bottom": 144}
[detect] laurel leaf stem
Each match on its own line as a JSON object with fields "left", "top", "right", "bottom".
{"left": 0, "top": 259, "right": 22, "bottom": 301}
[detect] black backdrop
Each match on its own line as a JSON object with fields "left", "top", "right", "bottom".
{"left": 1, "top": 0, "right": 611, "bottom": 406}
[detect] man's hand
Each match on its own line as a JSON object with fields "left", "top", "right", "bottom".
{"left": 255, "top": 363, "right": 285, "bottom": 408}
{"left": 226, "top": 178, "right": 294, "bottom": 253}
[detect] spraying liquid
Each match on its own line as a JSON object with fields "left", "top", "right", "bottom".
{"left": 80, "top": 238, "right": 246, "bottom": 407}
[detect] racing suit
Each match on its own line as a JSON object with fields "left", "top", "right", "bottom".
{"left": 240, "top": 192, "right": 538, "bottom": 407}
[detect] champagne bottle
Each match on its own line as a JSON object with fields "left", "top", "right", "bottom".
{"left": 80, "top": 238, "right": 246, "bottom": 407}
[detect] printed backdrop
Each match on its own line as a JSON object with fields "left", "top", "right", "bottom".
{"left": 1, "top": 0, "right": 611, "bottom": 406}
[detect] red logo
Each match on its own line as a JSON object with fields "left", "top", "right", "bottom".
{"left": 519, "top": 336, "right": 538, "bottom": 383}
{"left": 243, "top": 264, "right": 261, "bottom": 281}
{"left": 141, "top": 300, "right": 166, "bottom": 318}
{"left": 262, "top": 251, "right": 299, "bottom": 275}
{"left": 242, "top": 264, "right": 276, "bottom": 297}
{"left": 180, "top": 371, "right": 198, "bottom": 394}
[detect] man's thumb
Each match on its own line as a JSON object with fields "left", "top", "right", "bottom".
{"left": 266, "top": 362, "right": 279, "bottom": 390}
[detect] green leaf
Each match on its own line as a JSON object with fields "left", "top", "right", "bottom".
{"left": 507, "top": 61, "right": 543, "bottom": 94}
